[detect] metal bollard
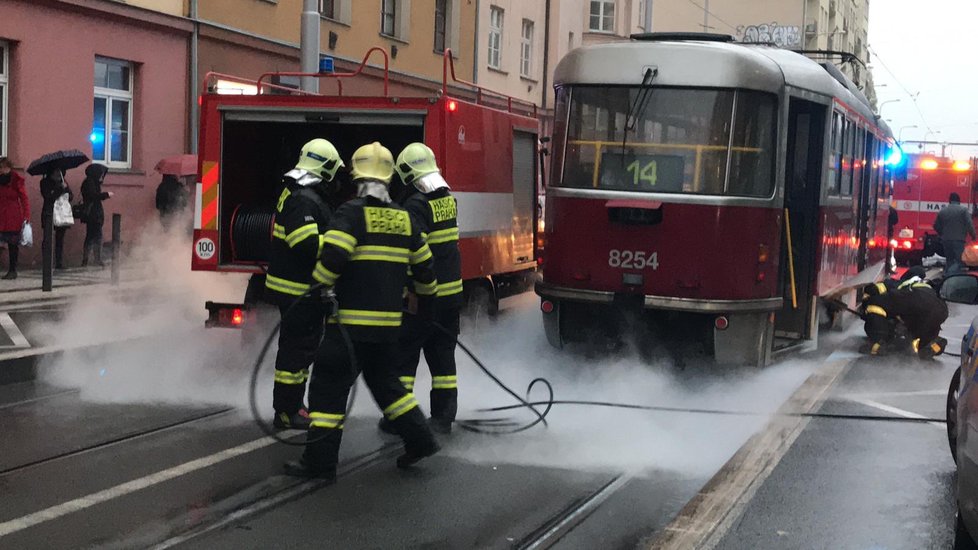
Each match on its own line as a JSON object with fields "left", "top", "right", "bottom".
{"left": 42, "top": 215, "right": 53, "bottom": 292}
{"left": 111, "top": 214, "right": 121, "bottom": 285}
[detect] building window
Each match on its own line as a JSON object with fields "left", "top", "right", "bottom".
{"left": 381, "top": 0, "right": 397, "bottom": 37}
{"left": 488, "top": 6, "right": 503, "bottom": 69}
{"left": 0, "top": 42, "right": 7, "bottom": 157}
{"left": 589, "top": 0, "right": 615, "bottom": 33}
{"left": 434, "top": 0, "right": 447, "bottom": 53}
{"left": 92, "top": 56, "right": 133, "bottom": 168}
{"left": 322, "top": 0, "right": 335, "bottom": 20}
{"left": 520, "top": 19, "right": 533, "bottom": 78}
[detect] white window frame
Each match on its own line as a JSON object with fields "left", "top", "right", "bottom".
{"left": 381, "top": 0, "right": 397, "bottom": 37}
{"left": 520, "top": 19, "right": 533, "bottom": 78}
{"left": 488, "top": 6, "right": 503, "bottom": 70}
{"left": 589, "top": 0, "right": 615, "bottom": 33}
{"left": 0, "top": 42, "right": 8, "bottom": 157}
{"left": 93, "top": 56, "right": 134, "bottom": 169}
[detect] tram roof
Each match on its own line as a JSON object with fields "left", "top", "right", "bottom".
{"left": 554, "top": 39, "right": 885, "bottom": 131}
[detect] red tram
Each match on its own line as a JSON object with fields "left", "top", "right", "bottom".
{"left": 536, "top": 33, "right": 897, "bottom": 366}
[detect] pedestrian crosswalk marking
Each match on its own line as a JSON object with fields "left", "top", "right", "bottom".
{"left": 0, "top": 313, "right": 30, "bottom": 348}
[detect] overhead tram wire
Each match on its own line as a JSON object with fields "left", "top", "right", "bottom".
{"left": 867, "top": 45, "right": 935, "bottom": 134}
{"left": 682, "top": 0, "right": 739, "bottom": 33}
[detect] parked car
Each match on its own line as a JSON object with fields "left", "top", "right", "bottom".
{"left": 939, "top": 273, "right": 978, "bottom": 548}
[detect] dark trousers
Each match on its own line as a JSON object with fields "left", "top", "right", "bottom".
{"left": 303, "top": 326, "right": 435, "bottom": 469}
{"left": 83, "top": 222, "right": 103, "bottom": 265}
{"left": 41, "top": 226, "right": 67, "bottom": 268}
{"left": 273, "top": 298, "right": 326, "bottom": 414}
{"left": 6, "top": 243, "right": 18, "bottom": 273}
{"left": 944, "top": 239, "right": 966, "bottom": 274}
{"left": 398, "top": 307, "right": 460, "bottom": 422}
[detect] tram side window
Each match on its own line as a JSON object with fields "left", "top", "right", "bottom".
{"left": 727, "top": 92, "right": 777, "bottom": 196}
{"left": 841, "top": 118, "right": 855, "bottom": 197}
{"left": 550, "top": 86, "right": 570, "bottom": 186}
{"left": 828, "top": 112, "right": 843, "bottom": 195}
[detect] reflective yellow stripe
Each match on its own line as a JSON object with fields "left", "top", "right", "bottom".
{"left": 285, "top": 223, "right": 319, "bottom": 247}
{"left": 276, "top": 188, "right": 291, "bottom": 212}
{"left": 414, "top": 279, "right": 437, "bottom": 296}
{"left": 912, "top": 338, "right": 920, "bottom": 353}
{"left": 309, "top": 411, "right": 345, "bottom": 429}
{"left": 870, "top": 342, "right": 881, "bottom": 355}
{"left": 410, "top": 244, "right": 433, "bottom": 264}
{"left": 329, "top": 309, "right": 402, "bottom": 327}
{"left": 865, "top": 305, "right": 887, "bottom": 317}
{"left": 274, "top": 369, "right": 309, "bottom": 385}
{"left": 312, "top": 263, "right": 339, "bottom": 285}
{"left": 437, "top": 279, "right": 463, "bottom": 297}
{"left": 431, "top": 375, "right": 457, "bottom": 390}
{"left": 875, "top": 283, "right": 887, "bottom": 295}
{"left": 317, "top": 234, "right": 324, "bottom": 257}
{"left": 384, "top": 393, "right": 418, "bottom": 420}
{"left": 351, "top": 245, "right": 410, "bottom": 263}
{"left": 399, "top": 376, "right": 415, "bottom": 390}
{"left": 323, "top": 230, "right": 357, "bottom": 254}
{"left": 272, "top": 223, "right": 286, "bottom": 240}
{"left": 265, "top": 274, "right": 311, "bottom": 296}
{"left": 427, "top": 227, "right": 459, "bottom": 244}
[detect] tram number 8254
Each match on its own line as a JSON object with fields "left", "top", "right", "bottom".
{"left": 608, "top": 249, "right": 659, "bottom": 270}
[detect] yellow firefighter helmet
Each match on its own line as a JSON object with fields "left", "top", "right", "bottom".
{"left": 395, "top": 142, "right": 440, "bottom": 185}
{"left": 294, "top": 138, "right": 344, "bottom": 182}
{"left": 350, "top": 142, "right": 395, "bottom": 183}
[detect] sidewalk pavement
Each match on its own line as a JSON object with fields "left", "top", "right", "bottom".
{"left": 0, "top": 264, "right": 152, "bottom": 306}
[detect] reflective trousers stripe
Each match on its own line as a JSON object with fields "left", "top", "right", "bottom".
{"left": 436, "top": 279, "right": 463, "bottom": 297}
{"left": 309, "top": 411, "right": 345, "bottom": 429}
{"left": 399, "top": 376, "right": 415, "bottom": 390}
{"left": 274, "top": 369, "right": 309, "bottom": 385}
{"left": 431, "top": 375, "right": 458, "bottom": 390}
{"left": 384, "top": 393, "right": 419, "bottom": 420}
{"left": 266, "top": 275, "right": 311, "bottom": 296}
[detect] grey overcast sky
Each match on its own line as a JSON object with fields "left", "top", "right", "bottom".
{"left": 869, "top": 0, "right": 978, "bottom": 158}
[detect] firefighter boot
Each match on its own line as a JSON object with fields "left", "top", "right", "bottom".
{"left": 273, "top": 408, "right": 312, "bottom": 430}
{"left": 917, "top": 337, "right": 948, "bottom": 360}
{"left": 283, "top": 428, "right": 339, "bottom": 483}
{"left": 859, "top": 341, "right": 884, "bottom": 356}
{"left": 429, "top": 389, "right": 457, "bottom": 435}
{"left": 390, "top": 407, "right": 440, "bottom": 469}
{"left": 377, "top": 417, "right": 398, "bottom": 435}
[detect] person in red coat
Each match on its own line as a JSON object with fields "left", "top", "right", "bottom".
{"left": 0, "top": 158, "right": 30, "bottom": 279}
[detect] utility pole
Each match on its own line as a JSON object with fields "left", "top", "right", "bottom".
{"left": 702, "top": 0, "right": 710, "bottom": 31}
{"left": 300, "top": 0, "right": 320, "bottom": 93}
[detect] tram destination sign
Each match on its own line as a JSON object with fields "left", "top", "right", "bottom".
{"left": 599, "top": 151, "right": 685, "bottom": 192}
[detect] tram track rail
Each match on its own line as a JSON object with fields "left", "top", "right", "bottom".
{"left": 0, "top": 406, "right": 234, "bottom": 477}
{"left": 514, "top": 473, "right": 633, "bottom": 550}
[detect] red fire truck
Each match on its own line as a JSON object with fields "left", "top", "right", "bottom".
{"left": 191, "top": 49, "right": 540, "bottom": 326}
{"left": 891, "top": 153, "right": 978, "bottom": 264}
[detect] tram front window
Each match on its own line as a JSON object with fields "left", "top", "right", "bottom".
{"left": 556, "top": 86, "right": 777, "bottom": 198}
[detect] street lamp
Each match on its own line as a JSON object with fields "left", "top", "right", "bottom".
{"left": 899, "top": 125, "right": 918, "bottom": 141}
{"left": 878, "top": 98, "right": 900, "bottom": 118}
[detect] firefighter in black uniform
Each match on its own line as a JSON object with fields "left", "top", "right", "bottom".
{"left": 861, "top": 267, "right": 949, "bottom": 358}
{"left": 264, "top": 138, "right": 345, "bottom": 429}
{"left": 284, "top": 142, "right": 440, "bottom": 481}
{"left": 383, "top": 142, "right": 464, "bottom": 434}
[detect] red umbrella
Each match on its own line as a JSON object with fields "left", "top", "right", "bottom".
{"left": 154, "top": 154, "right": 198, "bottom": 176}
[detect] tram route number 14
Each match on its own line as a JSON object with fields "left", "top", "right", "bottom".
{"left": 609, "top": 249, "right": 659, "bottom": 270}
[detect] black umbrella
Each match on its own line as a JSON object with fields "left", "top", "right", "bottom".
{"left": 27, "top": 149, "right": 90, "bottom": 176}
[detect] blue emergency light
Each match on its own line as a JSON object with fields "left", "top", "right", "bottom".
{"left": 886, "top": 144, "right": 904, "bottom": 167}
{"left": 319, "top": 57, "right": 334, "bottom": 73}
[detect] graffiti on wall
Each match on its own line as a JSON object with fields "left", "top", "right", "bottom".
{"left": 737, "top": 22, "right": 801, "bottom": 48}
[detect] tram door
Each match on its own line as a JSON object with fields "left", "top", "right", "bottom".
{"left": 775, "top": 98, "right": 826, "bottom": 339}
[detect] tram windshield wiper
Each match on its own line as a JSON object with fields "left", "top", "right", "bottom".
{"left": 625, "top": 67, "right": 658, "bottom": 132}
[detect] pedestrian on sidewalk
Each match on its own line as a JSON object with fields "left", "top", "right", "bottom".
{"left": 0, "top": 158, "right": 30, "bottom": 280}
{"left": 934, "top": 192, "right": 976, "bottom": 275}
{"left": 155, "top": 174, "right": 189, "bottom": 233}
{"left": 80, "top": 163, "right": 113, "bottom": 267}
{"left": 40, "top": 168, "right": 73, "bottom": 269}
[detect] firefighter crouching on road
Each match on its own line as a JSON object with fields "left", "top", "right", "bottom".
{"left": 379, "top": 143, "right": 464, "bottom": 435}
{"left": 284, "top": 142, "right": 441, "bottom": 481}
{"left": 264, "top": 139, "right": 345, "bottom": 430}
{"left": 860, "top": 267, "right": 949, "bottom": 359}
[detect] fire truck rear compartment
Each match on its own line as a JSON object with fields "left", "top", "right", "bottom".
{"left": 218, "top": 113, "right": 425, "bottom": 266}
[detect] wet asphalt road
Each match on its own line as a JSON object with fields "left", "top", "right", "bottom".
{"left": 0, "top": 295, "right": 971, "bottom": 549}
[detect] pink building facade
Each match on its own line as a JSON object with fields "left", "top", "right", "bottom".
{"left": 0, "top": 0, "right": 191, "bottom": 267}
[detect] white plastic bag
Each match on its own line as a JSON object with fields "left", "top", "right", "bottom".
{"left": 19, "top": 221, "right": 32, "bottom": 248}
{"left": 53, "top": 193, "right": 74, "bottom": 227}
